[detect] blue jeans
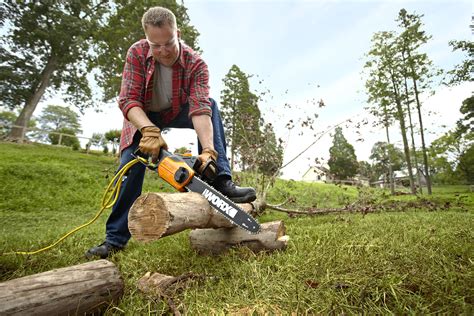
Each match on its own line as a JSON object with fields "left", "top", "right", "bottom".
{"left": 105, "top": 98, "right": 231, "bottom": 247}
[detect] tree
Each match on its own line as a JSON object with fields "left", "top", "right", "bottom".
{"left": 38, "top": 105, "right": 82, "bottom": 134}
{"left": 104, "top": 129, "right": 121, "bottom": 155}
{"left": 457, "top": 96, "right": 473, "bottom": 136}
{"left": 370, "top": 142, "right": 405, "bottom": 182}
{"left": 444, "top": 40, "right": 474, "bottom": 86}
{"left": 91, "top": 0, "right": 201, "bottom": 101}
{"left": 358, "top": 161, "right": 374, "bottom": 182}
{"left": 1, "top": 1, "right": 111, "bottom": 141}
{"left": 328, "top": 127, "right": 358, "bottom": 180}
{"left": 256, "top": 123, "right": 283, "bottom": 178}
{"left": 429, "top": 97, "right": 473, "bottom": 184}
{"left": 220, "top": 65, "right": 261, "bottom": 171}
{"left": 457, "top": 144, "right": 474, "bottom": 184}
{"left": 365, "top": 30, "right": 416, "bottom": 194}
{"left": 396, "top": 8, "right": 438, "bottom": 194}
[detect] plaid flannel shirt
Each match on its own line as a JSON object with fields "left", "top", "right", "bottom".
{"left": 118, "top": 39, "right": 211, "bottom": 152}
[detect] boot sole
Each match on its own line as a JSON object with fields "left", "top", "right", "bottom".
{"left": 229, "top": 192, "right": 257, "bottom": 204}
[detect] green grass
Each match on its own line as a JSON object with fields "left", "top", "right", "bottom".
{"left": 0, "top": 142, "right": 473, "bottom": 314}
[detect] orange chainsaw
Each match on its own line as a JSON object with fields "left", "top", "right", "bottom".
{"left": 134, "top": 149, "right": 260, "bottom": 234}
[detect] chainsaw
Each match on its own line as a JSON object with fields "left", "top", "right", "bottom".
{"left": 133, "top": 149, "right": 261, "bottom": 234}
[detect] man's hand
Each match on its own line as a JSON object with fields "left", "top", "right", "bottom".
{"left": 139, "top": 126, "right": 168, "bottom": 161}
{"left": 197, "top": 147, "right": 218, "bottom": 174}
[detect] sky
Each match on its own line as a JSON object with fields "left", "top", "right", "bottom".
{"left": 36, "top": 0, "right": 472, "bottom": 179}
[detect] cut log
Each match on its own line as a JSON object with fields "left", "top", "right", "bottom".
{"left": 0, "top": 259, "right": 123, "bottom": 316}
{"left": 189, "top": 220, "right": 289, "bottom": 255}
{"left": 128, "top": 192, "right": 258, "bottom": 242}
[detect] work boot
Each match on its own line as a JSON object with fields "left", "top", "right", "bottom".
{"left": 85, "top": 242, "right": 123, "bottom": 259}
{"left": 214, "top": 175, "right": 257, "bottom": 203}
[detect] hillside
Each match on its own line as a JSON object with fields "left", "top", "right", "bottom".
{"left": 0, "top": 142, "right": 472, "bottom": 314}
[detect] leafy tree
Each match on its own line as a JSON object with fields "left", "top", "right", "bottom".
{"left": 256, "top": 123, "right": 283, "bottom": 177}
{"left": 220, "top": 65, "right": 261, "bottom": 171}
{"left": 396, "top": 8, "right": 438, "bottom": 194}
{"left": 104, "top": 129, "right": 121, "bottom": 142}
{"left": 328, "top": 127, "right": 358, "bottom": 180}
{"left": 90, "top": 132, "right": 104, "bottom": 149}
{"left": 358, "top": 161, "right": 374, "bottom": 181}
{"left": 1, "top": 1, "right": 110, "bottom": 141}
{"left": 444, "top": 40, "right": 474, "bottom": 86}
{"left": 457, "top": 96, "right": 473, "bottom": 136}
{"left": 104, "top": 129, "right": 121, "bottom": 155}
{"left": 38, "top": 105, "right": 82, "bottom": 134}
{"left": 370, "top": 142, "right": 405, "bottom": 182}
{"left": 91, "top": 0, "right": 201, "bottom": 101}
{"left": 365, "top": 30, "right": 416, "bottom": 194}
{"left": 430, "top": 102, "right": 473, "bottom": 184}
{"left": 456, "top": 144, "right": 474, "bottom": 184}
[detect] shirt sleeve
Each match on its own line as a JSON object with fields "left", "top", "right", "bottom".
{"left": 118, "top": 44, "right": 146, "bottom": 120}
{"left": 187, "top": 59, "right": 212, "bottom": 118}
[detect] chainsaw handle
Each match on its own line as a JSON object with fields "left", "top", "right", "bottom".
{"left": 194, "top": 158, "right": 217, "bottom": 182}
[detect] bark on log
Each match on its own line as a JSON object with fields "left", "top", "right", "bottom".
{"left": 189, "top": 220, "right": 289, "bottom": 255}
{"left": 128, "top": 192, "right": 258, "bottom": 242}
{"left": 0, "top": 259, "right": 123, "bottom": 316}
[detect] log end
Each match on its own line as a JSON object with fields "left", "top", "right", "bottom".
{"left": 129, "top": 193, "right": 170, "bottom": 242}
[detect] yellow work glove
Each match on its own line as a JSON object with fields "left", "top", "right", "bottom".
{"left": 197, "top": 147, "right": 218, "bottom": 174}
{"left": 139, "top": 126, "right": 168, "bottom": 161}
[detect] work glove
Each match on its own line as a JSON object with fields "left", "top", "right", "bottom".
{"left": 139, "top": 126, "right": 168, "bottom": 161}
{"left": 197, "top": 147, "right": 218, "bottom": 175}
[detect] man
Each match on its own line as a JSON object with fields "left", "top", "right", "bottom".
{"left": 86, "top": 6, "right": 256, "bottom": 259}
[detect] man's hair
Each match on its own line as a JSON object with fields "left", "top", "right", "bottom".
{"left": 141, "top": 6, "right": 177, "bottom": 31}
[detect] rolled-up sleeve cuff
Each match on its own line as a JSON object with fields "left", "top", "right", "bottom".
{"left": 121, "top": 101, "right": 144, "bottom": 120}
{"left": 189, "top": 107, "right": 212, "bottom": 118}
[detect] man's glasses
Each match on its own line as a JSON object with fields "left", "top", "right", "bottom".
{"left": 147, "top": 36, "right": 177, "bottom": 51}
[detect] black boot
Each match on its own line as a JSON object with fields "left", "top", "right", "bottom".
{"left": 214, "top": 175, "right": 256, "bottom": 203}
{"left": 85, "top": 242, "right": 123, "bottom": 259}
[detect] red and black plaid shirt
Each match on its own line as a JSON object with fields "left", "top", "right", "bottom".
{"left": 118, "top": 39, "right": 211, "bottom": 152}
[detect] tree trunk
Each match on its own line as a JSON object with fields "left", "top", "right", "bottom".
{"left": 8, "top": 55, "right": 58, "bottom": 142}
{"left": 128, "top": 192, "right": 260, "bottom": 242}
{"left": 390, "top": 71, "right": 416, "bottom": 194}
{"left": 383, "top": 104, "right": 395, "bottom": 194}
{"left": 189, "top": 220, "right": 288, "bottom": 255}
{"left": 0, "top": 260, "right": 123, "bottom": 315}
{"left": 411, "top": 76, "right": 433, "bottom": 194}
{"left": 403, "top": 75, "right": 423, "bottom": 193}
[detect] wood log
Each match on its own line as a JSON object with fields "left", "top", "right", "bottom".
{"left": 0, "top": 259, "right": 123, "bottom": 316}
{"left": 189, "top": 220, "right": 289, "bottom": 255}
{"left": 128, "top": 192, "right": 258, "bottom": 242}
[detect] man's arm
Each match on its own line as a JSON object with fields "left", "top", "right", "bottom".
{"left": 192, "top": 114, "right": 214, "bottom": 150}
{"left": 127, "top": 107, "right": 154, "bottom": 131}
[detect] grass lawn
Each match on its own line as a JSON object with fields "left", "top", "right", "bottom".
{"left": 0, "top": 142, "right": 473, "bottom": 314}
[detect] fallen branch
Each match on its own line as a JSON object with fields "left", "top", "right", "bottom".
{"left": 138, "top": 272, "right": 204, "bottom": 316}
{"left": 266, "top": 197, "right": 451, "bottom": 216}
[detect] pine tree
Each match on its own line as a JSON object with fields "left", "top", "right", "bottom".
{"left": 328, "top": 127, "right": 358, "bottom": 180}
{"left": 220, "top": 65, "right": 261, "bottom": 171}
